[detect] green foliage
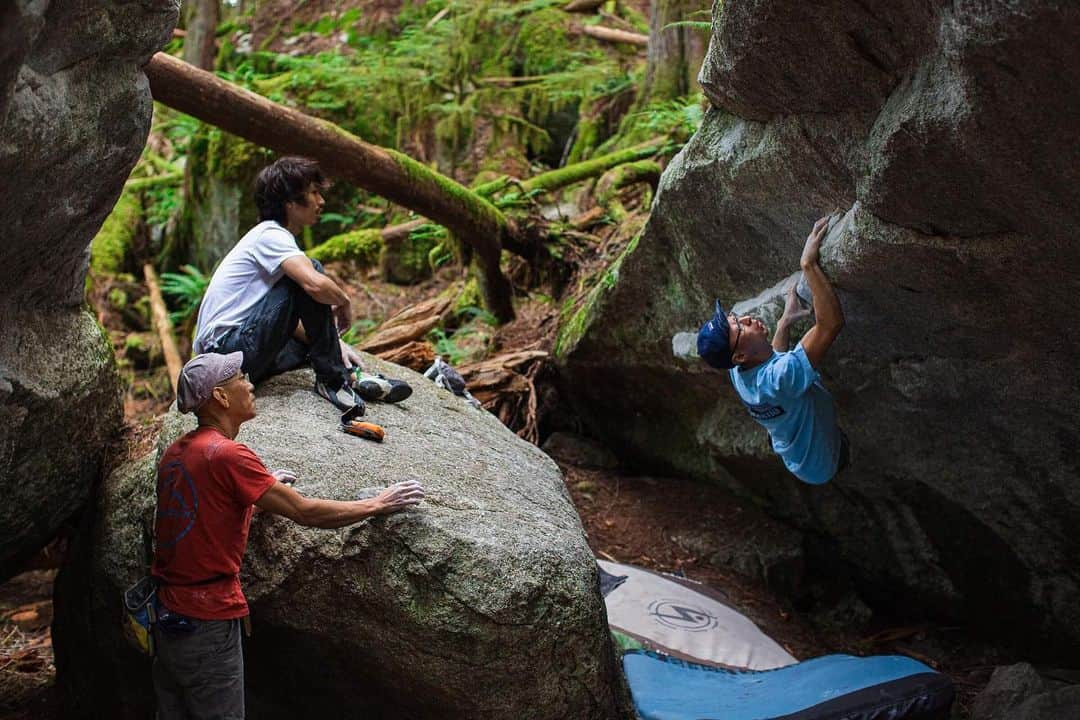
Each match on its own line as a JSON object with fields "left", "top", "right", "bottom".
{"left": 597, "top": 94, "right": 705, "bottom": 154}
{"left": 91, "top": 190, "right": 142, "bottom": 275}
{"left": 428, "top": 322, "right": 493, "bottom": 365}
{"left": 159, "top": 264, "right": 210, "bottom": 325}
{"left": 382, "top": 229, "right": 442, "bottom": 284}
{"left": 339, "top": 317, "right": 377, "bottom": 346}
{"left": 155, "top": 107, "right": 201, "bottom": 154}
{"left": 214, "top": 1, "right": 634, "bottom": 170}
{"left": 206, "top": 129, "right": 272, "bottom": 182}
{"left": 144, "top": 184, "right": 180, "bottom": 227}
{"left": 456, "top": 304, "right": 498, "bottom": 326}
{"left": 308, "top": 229, "right": 383, "bottom": 266}
{"left": 428, "top": 328, "right": 467, "bottom": 365}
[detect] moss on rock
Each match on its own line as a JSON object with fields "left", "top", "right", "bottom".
{"left": 206, "top": 129, "right": 273, "bottom": 183}
{"left": 90, "top": 190, "right": 142, "bottom": 275}
{"left": 308, "top": 229, "right": 383, "bottom": 265}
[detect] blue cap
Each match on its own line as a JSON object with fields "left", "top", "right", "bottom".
{"left": 697, "top": 300, "right": 735, "bottom": 369}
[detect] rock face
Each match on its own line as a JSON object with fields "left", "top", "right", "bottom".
{"left": 0, "top": 0, "right": 178, "bottom": 578}
{"left": 558, "top": 0, "right": 1080, "bottom": 658}
{"left": 970, "top": 663, "right": 1080, "bottom": 720}
{"left": 54, "top": 357, "right": 630, "bottom": 720}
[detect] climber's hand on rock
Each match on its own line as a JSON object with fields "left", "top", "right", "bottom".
{"left": 800, "top": 215, "right": 830, "bottom": 270}
{"left": 781, "top": 285, "right": 810, "bottom": 324}
{"left": 272, "top": 469, "right": 298, "bottom": 485}
{"left": 373, "top": 480, "right": 425, "bottom": 515}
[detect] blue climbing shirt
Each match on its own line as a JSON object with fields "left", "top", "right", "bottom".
{"left": 729, "top": 344, "right": 840, "bottom": 484}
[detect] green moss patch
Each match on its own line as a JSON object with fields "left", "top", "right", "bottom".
{"left": 91, "top": 190, "right": 142, "bottom": 275}
{"left": 308, "top": 229, "right": 383, "bottom": 265}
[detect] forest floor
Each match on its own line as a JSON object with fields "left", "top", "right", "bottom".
{"left": 0, "top": 462, "right": 1007, "bottom": 718}
{"left": 1, "top": 244, "right": 1007, "bottom": 718}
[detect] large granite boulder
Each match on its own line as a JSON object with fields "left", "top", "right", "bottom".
{"left": 54, "top": 356, "right": 630, "bottom": 719}
{"left": 0, "top": 0, "right": 178, "bottom": 578}
{"left": 558, "top": 0, "right": 1080, "bottom": 658}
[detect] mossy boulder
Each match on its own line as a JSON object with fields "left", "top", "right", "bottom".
{"left": 0, "top": 0, "right": 174, "bottom": 578}
{"left": 54, "top": 356, "right": 631, "bottom": 720}
{"left": 308, "top": 228, "right": 382, "bottom": 266}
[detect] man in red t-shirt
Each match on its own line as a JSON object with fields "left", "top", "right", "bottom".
{"left": 152, "top": 352, "right": 424, "bottom": 719}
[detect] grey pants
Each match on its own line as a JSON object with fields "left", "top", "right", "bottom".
{"left": 153, "top": 618, "right": 245, "bottom": 720}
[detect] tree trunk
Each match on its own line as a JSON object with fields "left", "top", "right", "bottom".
{"left": 640, "top": 0, "right": 707, "bottom": 104}
{"left": 182, "top": 0, "right": 219, "bottom": 71}
{"left": 143, "top": 53, "right": 515, "bottom": 322}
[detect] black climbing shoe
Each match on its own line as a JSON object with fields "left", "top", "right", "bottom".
{"left": 352, "top": 371, "right": 412, "bottom": 404}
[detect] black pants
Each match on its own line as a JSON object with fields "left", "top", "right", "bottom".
{"left": 153, "top": 618, "right": 244, "bottom": 720}
{"left": 216, "top": 259, "right": 345, "bottom": 388}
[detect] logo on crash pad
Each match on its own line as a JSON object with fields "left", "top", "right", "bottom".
{"left": 156, "top": 459, "right": 199, "bottom": 549}
{"left": 648, "top": 599, "right": 718, "bottom": 632}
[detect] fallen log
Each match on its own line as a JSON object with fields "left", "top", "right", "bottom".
{"left": 143, "top": 53, "right": 515, "bottom": 322}
{"left": 379, "top": 296, "right": 454, "bottom": 332}
{"left": 564, "top": 0, "right": 604, "bottom": 12}
{"left": 124, "top": 172, "right": 183, "bottom": 192}
{"left": 143, "top": 263, "right": 183, "bottom": 392}
{"left": 595, "top": 159, "right": 662, "bottom": 221}
{"left": 574, "top": 24, "right": 648, "bottom": 47}
{"left": 372, "top": 340, "right": 435, "bottom": 371}
{"left": 359, "top": 315, "right": 441, "bottom": 354}
{"left": 522, "top": 138, "right": 664, "bottom": 194}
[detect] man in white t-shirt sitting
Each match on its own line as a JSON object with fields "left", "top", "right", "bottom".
{"left": 192, "top": 156, "right": 411, "bottom": 412}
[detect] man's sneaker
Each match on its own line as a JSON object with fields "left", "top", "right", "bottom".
{"left": 314, "top": 378, "right": 365, "bottom": 413}
{"left": 352, "top": 371, "right": 412, "bottom": 404}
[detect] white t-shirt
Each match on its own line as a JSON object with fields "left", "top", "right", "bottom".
{"left": 193, "top": 221, "right": 307, "bottom": 353}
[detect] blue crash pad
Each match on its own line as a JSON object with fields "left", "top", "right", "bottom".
{"left": 623, "top": 650, "right": 954, "bottom": 720}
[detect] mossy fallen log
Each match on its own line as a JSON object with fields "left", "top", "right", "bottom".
{"left": 144, "top": 53, "right": 515, "bottom": 322}
{"left": 307, "top": 229, "right": 383, "bottom": 265}
{"left": 595, "top": 159, "right": 662, "bottom": 221}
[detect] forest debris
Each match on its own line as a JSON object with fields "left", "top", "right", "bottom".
{"left": 459, "top": 351, "right": 548, "bottom": 443}
{"left": 143, "top": 263, "right": 183, "bottom": 393}
{"left": 379, "top": 296, "right": 453, "bottom": 331}
{"left": 425, "top": 6, "right": 451, "bottom": 28}
{"left": 359, "top": 316, "right": 440, "bottom": 354}
{"left": 570, "top": 206, "right": 608, "bottom": 230}
{"left": 5, "top": 602, "right": 51, "bottom": 631}
{"left": 373, "top": 341, "right": 435, "bottom": 371}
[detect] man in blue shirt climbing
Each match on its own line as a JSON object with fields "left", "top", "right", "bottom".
{"left": 697, "top": 215, "right": 848, "bottom": 484}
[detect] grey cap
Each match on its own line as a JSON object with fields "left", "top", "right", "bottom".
{"left": 176, "top": 352, "right": 244, "bottom": 413}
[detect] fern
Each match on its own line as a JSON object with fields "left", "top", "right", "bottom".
{"left": 159, "top": 265, "right": 210, "bottom": 325}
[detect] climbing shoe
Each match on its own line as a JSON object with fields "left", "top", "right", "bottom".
{"left": 352, "top": 371, "right": 412, "bottom": 404}
{"left": 315, "top": 378, "right": 365, "bottom": 414}
{"left": 343, "top": 419, "right": 385, "bottom": 442}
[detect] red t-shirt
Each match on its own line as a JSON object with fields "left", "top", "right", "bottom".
{"left": 152, "top": 426, "right": 277, "bottom": 620}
